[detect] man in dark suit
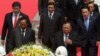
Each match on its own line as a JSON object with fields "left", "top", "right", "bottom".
{"left": 1, "top": 2, "right": 31, "bottom": 54}
{"left": 87, "top": 2, "right": 99, "bottom": 19}
{"left": 95, "top": 14, "right": 100, "bottom": 46}
{"left": 65, "top": 0, "right": 84, "bottom": 20}
{"left": 38, "top": 0, "right": 48, "bottom": 14}
{"left": 64, "top": 0, "right": 84, "bottom": 31}
{"left": 38, "top": 0, "right": 64, "bottom": 15}
{"left": 83, "top": 1, "right": 99, "bottom": 13}
{"left": 54, "top": 21, "right": 80, "bottom": 56}
{"left": 9, "top": 17, "right": 35, "bottom": 51}
{"left": 77, "top": 7, "right": 97, "bottom": 56}
{"left": 38, "top": 2, "right": 62, "bottom": 50}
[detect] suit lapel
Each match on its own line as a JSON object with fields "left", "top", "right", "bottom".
{"left": 62, "top": 33, "right": 65, "bottom": 45}
{"left": 68, "top": 32, "right": 76, "bottom": 40}
{"left": 24, "top": 28, "right": 31, "bottom": 41}
{"left": 81, "top": 16, "right": 95, "bottom": 31}
{"left": 10, "top": 12, "right": 14, "bottom": 28}
{"left": 15, "top": 28, "right": 23, "bottom": 47}
{"left": 59, "top": 32, "right": 65, "bottom": 46}
{"left": 12, "top": 12, "right": 23, "bottom": 28}
{"left": 48, "top": 12, "right": 56, "bottom": 21}
{"left": 24, "top": 28, "right": 29, "bottom": 39}
{"left": 52, "top": 12, "right": 56, "bottom": 20}
{"left": 47, "top": 12, "right": 52, "bottom": 21}
{"left": 88, "top": 16, "right": 95, "bottom": 31}
{"left": 47, "top": 11, "right": 56, "bottom": 25}
{"left": 69, "top": 32, "right": 72, "bottom": 39}
{"left": 79, "top": 18, "right": 87, "bottom": 31}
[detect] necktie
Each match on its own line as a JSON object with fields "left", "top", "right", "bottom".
{"left": 84, "top": 19, "right": 89, "bottom": 31}
{"left": 49, "top": 13, "right": 52, "bottom": 19}
{"left": 66, "top": 34, "right": 69, "bottom": 39}
{"left": 64, "top": 34, "right": 69, "bottom": 46}
{"left": 22, "top": 29, "right": 25, "bottom": 38}
{"left": 14, "top": 16, "right": 17, "bottom": 28}
{"left": 22, "top": 29, "right": 26, "bottom": 44}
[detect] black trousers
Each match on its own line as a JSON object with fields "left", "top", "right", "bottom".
{"left": 67, "top": 46, "right": 76, "bottom": 56}
{"left": 81, "top": 41, "right": 97, "bottom": 56}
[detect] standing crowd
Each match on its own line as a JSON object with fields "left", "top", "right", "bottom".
{"left": 1, "top": 0, "right": 100, "bottom": 56}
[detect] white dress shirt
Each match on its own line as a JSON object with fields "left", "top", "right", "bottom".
{"left": 21, "top": 29, "right": 26, "bottom": 37}
{"left": 84, "top": 16, "right": 90, "bottom": 31}
{"left": 90, "top": 12, "right": 93, "bottom": 16}
{"left": 48, "top": 12, "right": 54, "bottom": 19}
{"left": 12, "top": 13, "right": 20, "bottom": 27}
{"left": 63, "top": 33, "right": 69, "bottom": 42}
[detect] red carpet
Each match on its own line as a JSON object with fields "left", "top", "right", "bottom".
{"left": 76, "top": 47, "right": 82, "bottom": 56}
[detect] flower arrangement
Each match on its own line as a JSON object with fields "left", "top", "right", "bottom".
{"left": 11, "top": 44, "right": 55, "bottom": 56}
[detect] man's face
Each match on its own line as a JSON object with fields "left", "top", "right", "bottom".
{"left": 13, "top": 6, "right": 20, "bottom": 14}
{"left": 62, "top": 23, "right": 72, "bottom": 34}
{"left": 19, "top": 20, "right": 27, "bottom": 29}
{"left": 88, "top": 3, "right": 95, "bottom": 12}
{"left": 82, "top": 8, "right": 90, "bottom": 18}
{"left": 48, "top": 5, "right": 55, "bottom": 13}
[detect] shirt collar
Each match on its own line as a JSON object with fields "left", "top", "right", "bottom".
{"left": 90, "top": 12, "right": 93, "bottom": 16}
{"left": 21, "top": 28, "right": 26, "bottom": 32}
{"left": 13, "top": 12, "right": 20, "bottom": 16}
{"left": 64, "top": 33, "right": 69, "bottom": 37}
{"left": 48, "top": 11, "right": 54, "bottom": 15}
{"left": 84, "top": 15, "right": 90, "bottom": 21}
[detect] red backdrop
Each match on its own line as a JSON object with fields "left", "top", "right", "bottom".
{"left": 0, "top": 0, "right": 38, "bottom": 35}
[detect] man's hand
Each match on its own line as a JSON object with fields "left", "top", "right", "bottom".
{"left": 65, "top": 39, "right": 72, "bottom": 45}
{"left": 36, "top": 39, "right": 42, "bottom": 45}
{"left": 1, "top": 40, "right": 5, "bottom": 45}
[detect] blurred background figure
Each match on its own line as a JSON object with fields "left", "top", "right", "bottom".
{"left": 83, "top": 0, "right": 99, "bottom": 13}
{"left": 63, "top": 0, "right": 85, "bottom": 32}
{"left": 38, "top": 2, "right": 62, "bottom": 51}
{"left": 54, "top": 21, "right": 80, "bottom": 56}
{"left": 1, "top": 1, "right": 31, "bottom": 54}
{"left": 9, "top": 17, "right": 35, "bottom": 52}
{"left": 38, "top": 0, "right": 64, "bottom": 15}
{"left": 77, "top": 7, "right": 97, "bottom": 56}
{"left": 87, "top": 1, "right": 99, "bottom": 19}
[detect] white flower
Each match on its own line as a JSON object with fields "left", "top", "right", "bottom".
{"left": 0, "top": 46, "right": 6, "bottom": 56}
{"left": 12, "top": 44, "right": 55, "bottom": 56}
{"left": 55, "top": 46, "right": 68, "bottom": 56}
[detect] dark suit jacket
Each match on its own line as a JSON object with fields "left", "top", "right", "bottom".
{"left": 65, "top": 0, "right": 84, "bottom": 20}
{"left": 83, "top": 3, "right": 99, "bottom": 13}
{"left": 1, "top": 12, "right": 31, "bottom": 40}
{"left": 54, "top": 31, "right": 80, "bottom": 56}
{"left": 95, "top": 14, "right": 100, "bottom": 41}
{"left": 91, "top": 12, "right": 99, "bottom": 20}
{"left": 38, "top": 0, "right": 48, "bottom": 14}
{"left": 1, "top": 12, "right": 31, "bottom": 53}
{"left": 94, "top": 4, "right": 99, "bottom": 13}
{"left": 9, "top": 27, "right": 35, "bottom": 51}
{"left": 38, "top": 10, "right": 62, "bottom": 44}
{"left": 55, "top": 0, "right": 64, "bottom": 10}
{"left": 77, "top": 16, "right": 97, "bottom": 47}
{"left": 54, "top": 31, "right": 80, "bottom": 48}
